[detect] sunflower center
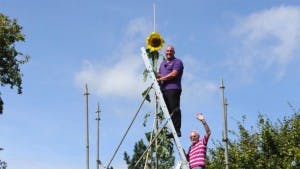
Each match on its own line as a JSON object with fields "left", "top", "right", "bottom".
{"left": 150, "top": 38, "right": 162, "bottom": 48}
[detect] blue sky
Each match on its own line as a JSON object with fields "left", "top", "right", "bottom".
{"left": 1, "top": 0, "right": 300, "bottom": 168}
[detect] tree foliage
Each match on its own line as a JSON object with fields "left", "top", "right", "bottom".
{"left": 124, "top": 129, "right": 175, "bottom": 169}
{"left": 0, "top": 160, "right": 7, "bottom": 169}
{"left": 124, "top": 139, "right": 147, "bottom": 169}
{"left": 207, "top": 111, "right": 300, "bottom": 169}
{"left": 0, "top": 13, "right": 29, "bottom": 113}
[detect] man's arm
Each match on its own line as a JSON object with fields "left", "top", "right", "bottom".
{"left": 158, "top": 70, "right": 178, "bottom": 81}
{"left": 155, "top": 72, "right": 161, "bottom": 79}
{"left": 196, "top": 113, "right": 211, "bottom": 137}
{"left": 158, "top": 60, "right": 183, "bottom": 82}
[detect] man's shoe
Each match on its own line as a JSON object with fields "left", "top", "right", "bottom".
{"left": 166, "top": 133, "right": 174, "bottom": 139}
{"left": 177, "top": 131, "right": 181, "bottom": 137}
{"left": 166, "top": 131, "right": 181, "bottom": 139}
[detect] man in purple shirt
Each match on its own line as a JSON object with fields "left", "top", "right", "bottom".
{"left": 156, "top": 45, "right": 184, "bottom": 138}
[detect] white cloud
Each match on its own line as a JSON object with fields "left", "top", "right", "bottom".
{"left": 75, "top": 18, "right": 152, "bottom": 98}
{"left": 231, "top": 6, "right": 300, "bottom": 80}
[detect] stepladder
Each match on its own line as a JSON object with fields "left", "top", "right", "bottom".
{"left": 141, "top": 47, "right": 189, "bottom": 169}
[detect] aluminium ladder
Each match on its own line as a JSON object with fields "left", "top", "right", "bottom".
{"left": 141, "top": 47, "right": 189, "bottom": 169}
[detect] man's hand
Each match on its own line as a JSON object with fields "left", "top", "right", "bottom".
{"left": 196, "top": 113, "right": 205, "bottom": 121}
{"left": 155, "top": 72, "right": 161, "bottom": 78}
{"left": 197, "top": 112, "right": 211, "bottom": 137}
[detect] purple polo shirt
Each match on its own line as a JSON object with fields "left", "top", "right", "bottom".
{"left": 159, "top": 58, "right": 184, "bottom": 91}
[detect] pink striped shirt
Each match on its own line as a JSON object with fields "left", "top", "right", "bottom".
{"left": 188, "top": 135, "right": 209, "bottom": 169}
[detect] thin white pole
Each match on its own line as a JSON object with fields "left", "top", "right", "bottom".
{"left": 155, "top": 95, "right": 158, "bottom": 169}
{"left": 153, "top": 3, "right": 156, "bottom": 32}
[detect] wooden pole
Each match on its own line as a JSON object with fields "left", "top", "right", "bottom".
{"left": 220, "top": 79, "right": 229, "bottom": 169}
{"left": 95, "top": 102, "right": 101, "bottom": 169}
{"left": 84, "top": 84, "right": 90, "bottom": 169}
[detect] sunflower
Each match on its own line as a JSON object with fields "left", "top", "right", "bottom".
{"left": 146, "top": 32, "right": 164, "bottom": 52}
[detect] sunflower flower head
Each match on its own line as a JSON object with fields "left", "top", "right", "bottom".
{"left": 146, "top": 32, "right": 164, "bottom": 52}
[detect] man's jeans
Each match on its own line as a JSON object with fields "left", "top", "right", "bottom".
{"left": 162, "top": 89, "right": 181, "bottom": 133}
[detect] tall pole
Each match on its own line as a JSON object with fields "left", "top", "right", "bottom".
{"left": 153, "top": 3, "right": 156, "bottom": 32}
{"left": 84, "top": 84, "right": 90, "bottom": 169}
{"left": 220, "top": 79, "right": 229, "bottom": 169}
{"left": 155, "top": 95, "right": 158, "bottom": 169}
{"left": 95, "top": 102, "right": 101, "bottom": 169}
{"left": 224, "top": 98, "right": 229, "bottom": 169}
{"left": 153, "top": 4, "right": 158, "bottom": 168}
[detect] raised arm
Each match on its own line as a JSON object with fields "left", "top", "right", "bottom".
{"left": 196, "top": 113, "right": 211, "bottom": 137}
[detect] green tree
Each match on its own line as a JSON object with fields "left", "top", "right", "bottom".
{"left": 0, "top": 13, "right": 29, "bottom": 114}
{"left": 207, "top": 111, "right": 300, "bottom": 169}
{"left": 0, "top": 160, "right": 7, "bottom": 169}
{"left": 124, "top": 139, "right": 148, "bottom": 169}
{"left": 124, "top": 128, "right": 175, "bottom": 169}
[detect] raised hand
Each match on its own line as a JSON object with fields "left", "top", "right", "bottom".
{"left": 196, "top": 113, "right": 204, "bottom": 121}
